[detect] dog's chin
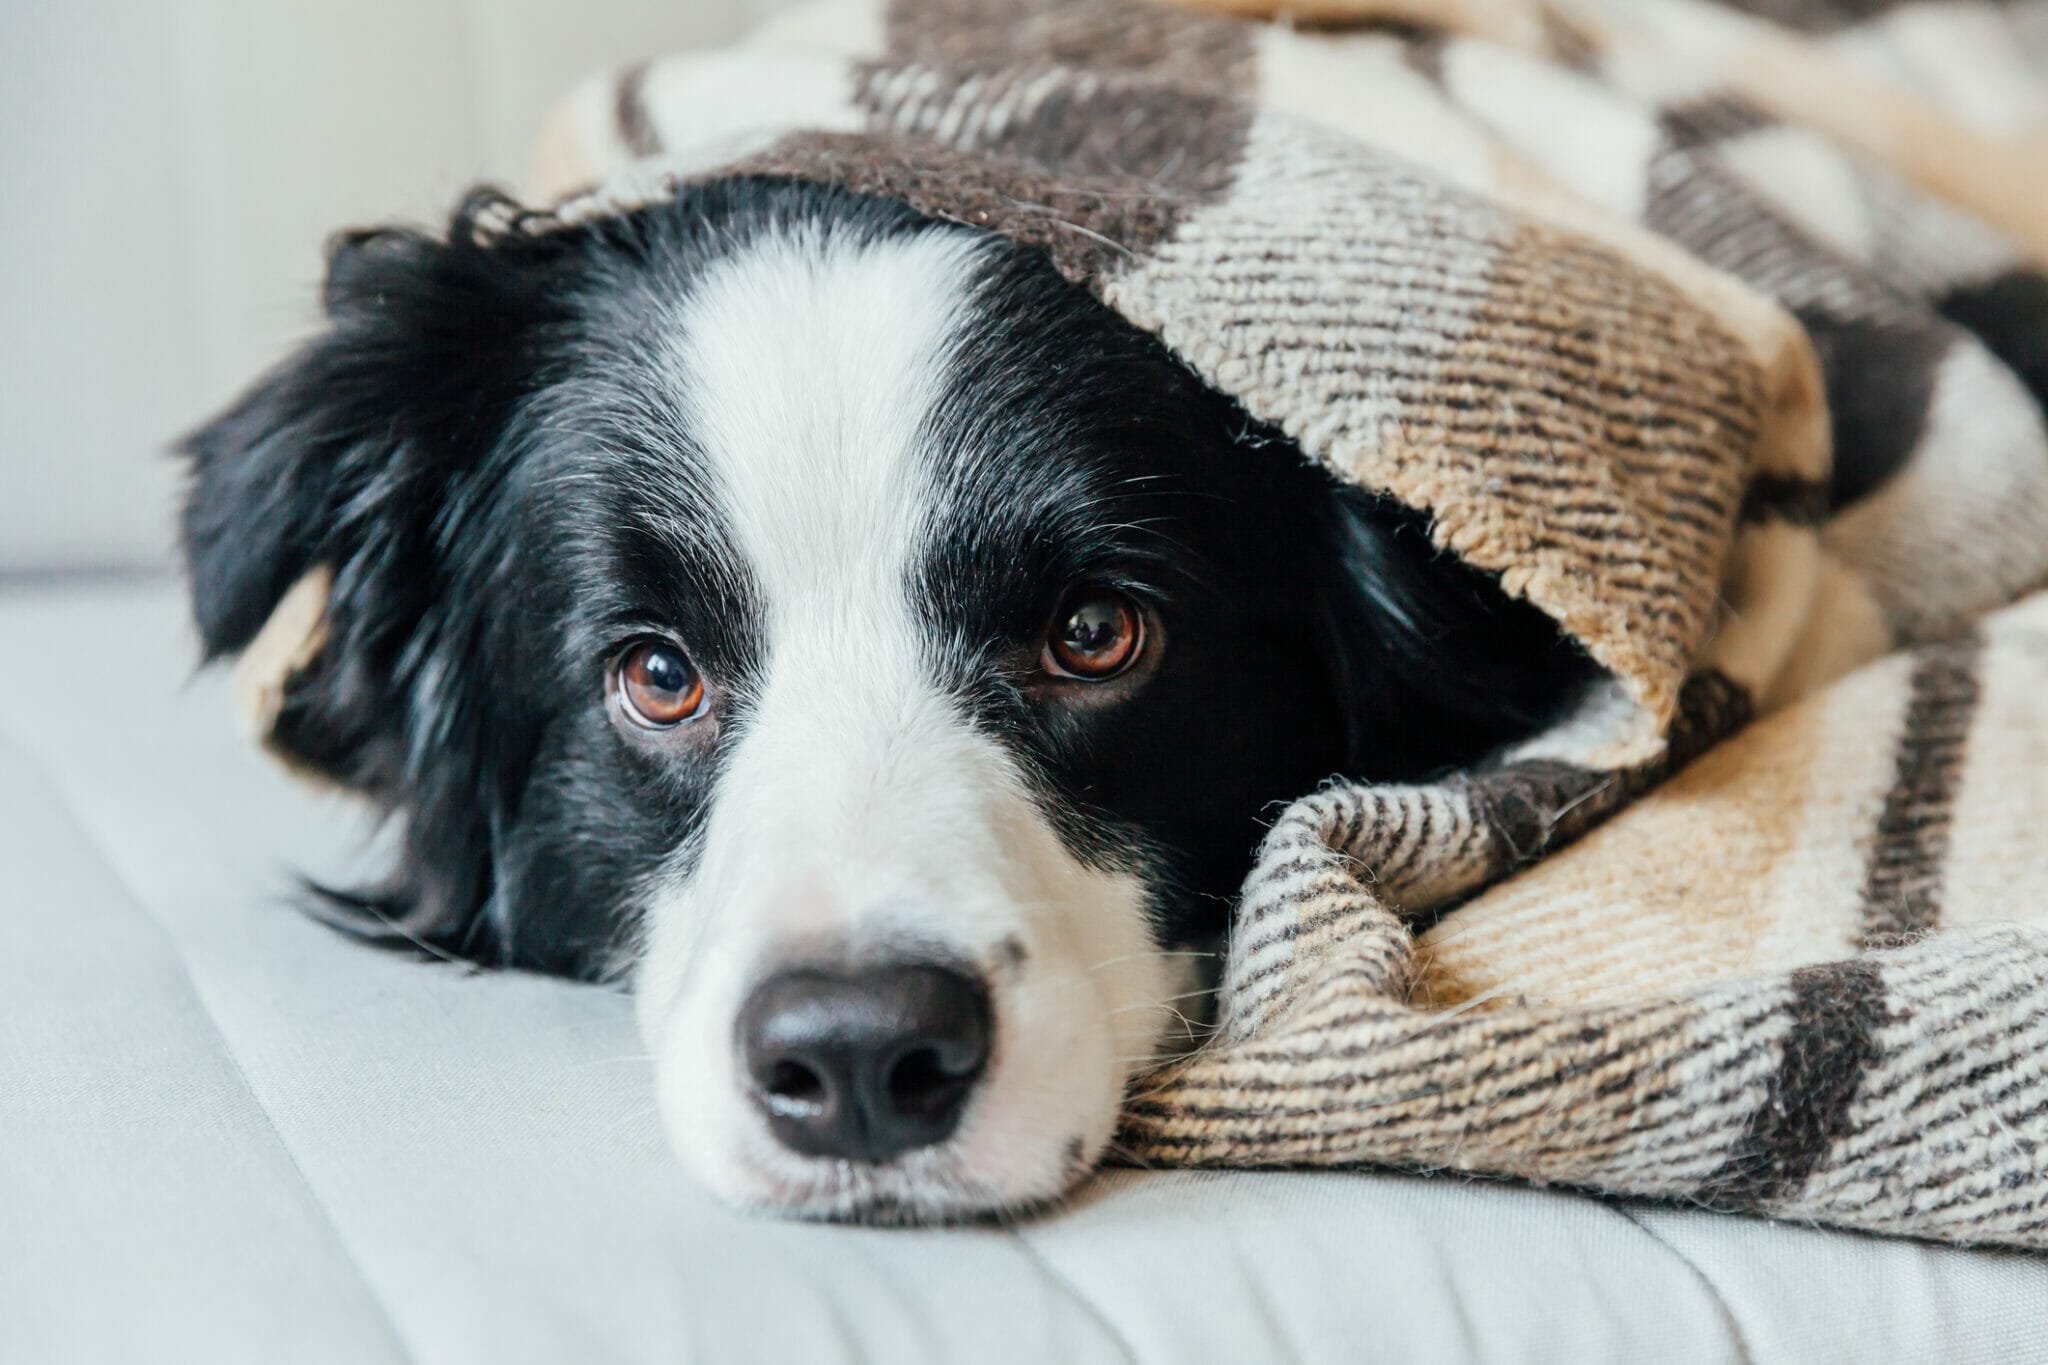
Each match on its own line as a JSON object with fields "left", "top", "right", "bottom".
{"left": 717, "top": 1141, "right": 1096, "bottom": 1227}
{"left": 652, "top": 1069, "right": 1122, "bottom": 1225}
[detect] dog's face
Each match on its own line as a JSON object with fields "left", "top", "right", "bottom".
{"left": 183, "top": 181, "right": 1591, "bottom": 1220}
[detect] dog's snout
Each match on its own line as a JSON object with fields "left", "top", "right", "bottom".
{"left": 738, "top": 962, "right": 991, "bottom": 1164}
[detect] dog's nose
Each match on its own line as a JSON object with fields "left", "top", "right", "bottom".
{"left": 738, "top": 962, "right": 991, "bottom": 1164}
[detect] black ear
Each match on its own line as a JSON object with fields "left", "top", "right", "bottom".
{"left": 178, "top": 192, "right": 582, "bottom": 962}
{"left": 179, "top": 193, "right": 570, "bottom": 781}
{"left": 1315, "top": 485, "right": 1603, "bottom": 779}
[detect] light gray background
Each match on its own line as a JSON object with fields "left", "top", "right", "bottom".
{"left": 2, "top": 0, "right": 802, "bottom": 571}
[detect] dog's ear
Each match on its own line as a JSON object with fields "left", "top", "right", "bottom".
{"left": 1315, "top": 486, "right": 1603, "bottom": 778}
{"left": 179, "top": 195, "right": 569, "bottom": 790}
{"left": 179, "top": 194, "right": 582, "bottom": 961}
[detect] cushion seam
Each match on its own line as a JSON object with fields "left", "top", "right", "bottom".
{"left": 1001, "top": 1223, "right": 1145, "bottom": 1365}
{"left": 1610, "top": 1202, "right": 1756, "bottom": 1365}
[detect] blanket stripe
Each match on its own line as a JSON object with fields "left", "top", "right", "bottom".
{"left": 1859, "top": 638, "right": 1983, "bottom": 944}
{"left": 1694, "top": 959, "right": 1887, "bottom": 1209}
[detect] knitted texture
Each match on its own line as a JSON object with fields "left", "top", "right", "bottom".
{"left": 454, "top": 0, "right": 2048, "bottom": 1247}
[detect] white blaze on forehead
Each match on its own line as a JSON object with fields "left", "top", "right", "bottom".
{"left": 671, "top": 222, "right": 987, "bottom": 621}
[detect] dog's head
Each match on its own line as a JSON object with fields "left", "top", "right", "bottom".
{"left": 182, "top": 179, "right": 1592, "bottom": 1219}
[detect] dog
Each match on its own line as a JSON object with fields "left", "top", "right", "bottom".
{"left": 181, "top": 176, "right": 1597, "bottom": 1220}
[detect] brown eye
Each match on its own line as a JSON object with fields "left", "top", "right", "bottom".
{"left": 615, "top": 640, "right": 705, "bottom": 728}
{"left": 1042, "top": 588, "right": 1145, "bottom": 680}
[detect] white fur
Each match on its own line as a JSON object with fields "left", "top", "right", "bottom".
{"left": 633, "top": 224, "right": 1184, "bottom": 1218}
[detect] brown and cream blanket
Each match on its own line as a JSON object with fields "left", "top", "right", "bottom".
{"left": 325, "top": 0, "right": 2048, "bottom": 1249}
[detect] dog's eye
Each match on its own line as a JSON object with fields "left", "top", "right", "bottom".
{"left": 615, "top": 640, "right": 705, "bottom": 728}
{"left": 1043, "top": 589, "right": 1145, "bottom": 680}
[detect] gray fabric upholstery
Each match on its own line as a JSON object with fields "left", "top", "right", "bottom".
{"left": 3, "top": 579, "right": 2045, "bottom": 1364}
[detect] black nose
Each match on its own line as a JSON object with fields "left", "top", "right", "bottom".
{"left": 738, "top": 962, "right": 991, "bottom": 1164}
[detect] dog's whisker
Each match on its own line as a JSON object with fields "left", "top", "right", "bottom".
{"left": 1115, "top": 986, "right": 1223, "bottom": 1007}
{"left": 1088, "top": 949, "right": 1222, "bottom": 974}
{"left": 1106, "top": 1000, "right": 1220, "bottom": 1030}
{"left": 603, "top": 1103, "right": 667, "bottom": 1144}
{"left": 551, "top": 1053, "right": 656, "bottom": 1075}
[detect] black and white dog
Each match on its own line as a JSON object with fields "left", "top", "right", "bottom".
{"left": 182, "top": 179, "right": 1594, "bottom": 1220}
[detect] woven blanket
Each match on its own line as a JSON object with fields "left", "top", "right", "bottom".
{"left": 421, "top": 0, "right": 2048, "bottom": 1249}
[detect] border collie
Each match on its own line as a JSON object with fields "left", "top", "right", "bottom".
{"left": 181, "top": 178, "right": 1594, "bottom": 1221}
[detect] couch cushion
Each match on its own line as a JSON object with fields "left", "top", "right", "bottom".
{"left": 1, "top": 578, "right": 2043, "bottom": 1364}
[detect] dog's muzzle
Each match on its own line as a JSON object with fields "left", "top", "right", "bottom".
{"left": 737, "top": 960, "right": 992, "bottom": 1164}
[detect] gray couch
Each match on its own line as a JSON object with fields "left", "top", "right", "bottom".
{"left": 5, "top": 576, "right": 2047, "bottom": 1363}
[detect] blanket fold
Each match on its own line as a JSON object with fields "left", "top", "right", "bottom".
{"left": 1128, "top": 594, "right": 2048, "bottom": 1247}
{"left": 296, "top": 0, "right": 2048, "bottom": 1248}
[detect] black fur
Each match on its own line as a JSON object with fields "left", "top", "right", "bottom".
{"left": 181, "top": 178, "right": 1597, "bottom": 978}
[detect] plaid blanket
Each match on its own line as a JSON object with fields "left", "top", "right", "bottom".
{"left": 447, "top": 0, "right": 2048, "bottom": 1249}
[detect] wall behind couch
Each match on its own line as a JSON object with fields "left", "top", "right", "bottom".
{"left": 2, "top": 0, "right": 802, "bottom": 573}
